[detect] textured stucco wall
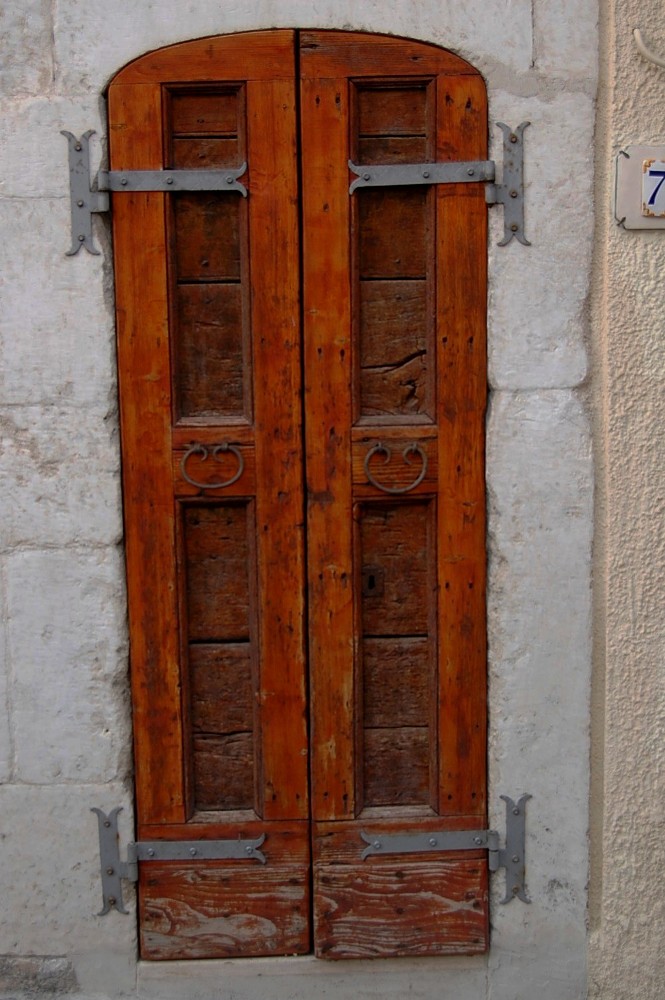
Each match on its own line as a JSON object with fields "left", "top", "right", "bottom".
{"left": 0, "top": 2, "right": 597, "bottom": 998}
{"left": 588, "top": 3, "right": 665, "bottom": 998}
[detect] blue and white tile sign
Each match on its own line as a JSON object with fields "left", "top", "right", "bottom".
{"left": 615, "top": 145, "right": 665, "bottom": 229}
{"left": 642, "top": 159, "right": 665, "bottom": 217}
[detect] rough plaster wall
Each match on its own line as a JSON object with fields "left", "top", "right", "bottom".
{"left": 0, "top": 2, "right": 596, "bottom": 998}
{"left": 588, "top": 2, "right": 665, "bottom": 998}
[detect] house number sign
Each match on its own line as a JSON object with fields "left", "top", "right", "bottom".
{"left": 615, "top": 144, "right": 665, "bottom": 228}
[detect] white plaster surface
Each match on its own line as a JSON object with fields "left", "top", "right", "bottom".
{"left": 0, "top": 0, "right": 605, "bottom": 998}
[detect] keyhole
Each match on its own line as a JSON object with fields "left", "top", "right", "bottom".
{"left": 362, "top": 565, "right": 384, "bottom": 597}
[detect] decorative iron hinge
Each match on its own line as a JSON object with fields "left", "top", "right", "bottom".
{"left": 91, "top": 807, "right": 266, "bottom": 916}
{"left": 360, "top": 794, "right": 531, "bottom": 905}
{"left": 349, "top": 121, "right": 530, "bottom": 247}
{"left": 64, "top": 121, "right": 529, "bottom": 255}
{"left": 62, "top": 130, "right": 247, "bottom": 256}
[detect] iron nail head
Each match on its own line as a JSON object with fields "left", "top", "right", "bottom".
{"left": 106, "top": 867, "right": 114, "bottom": 876}
{"left": 428, "top": 837, "right": 437, "bottom": 847}
{"left": 423, "top": 170, "right": 430, "bottom": 178}
{"left": 121, "top": 177, "right": 128, "bottom": 186}
{"left": 513, "top": 808, "right": 520, "bottom": 815}
{"left": 363, "top": 173, "right": 371, "bottom": 181}
{"left": 510, "top": 190, "right": 518, "bottom": 198}
{"left": 166, "top": 176, "right": 174, "bottom": 185}
{"left": 468, "top": 168, "right": 475, "bottom": 176}
{"left": 75, "top": 143, "right": 82, "bottom": 151}
{"left": 108, "top": 896, "right": 116, "bottom": 906}
{"left": 103, "top": 820, "right": 111, "bottom": 828}
{"left": 226, "top": 176, "right": 233, "bottom": 184}
{"left": 512, "top": 885, "right": 520, "bottom": 895}
{"left": 373, "top": 840, "right": 381, "bottom": 850}
{"left": 189, "top": 847, "right": 197, "bottom": 856}
{"left": 512, "top": 855, "right": 520, "bottom": 863}
{"left": 245, "top": 845, "right": 253, "bottom": 855}
{"left": 77, "top": 199, "right": 84, "bottom": 207}
{"left": 147, "top": 848, "right": 155, "bottom": 857}
{"left": 510, "top": 223, "right": 519, "bottom": 232}
{"left": 474, "top": 837, "right": 483, "bottom": 845}
{"left": 78, "top": 234, "right": 85, "bottom": 242}
{"left": 510, "top": 134, "right": 518, "bottom": 143}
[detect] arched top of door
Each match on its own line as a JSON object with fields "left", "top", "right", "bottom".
{"left": 108, "top": 29, "right": 483, "bottom": 88}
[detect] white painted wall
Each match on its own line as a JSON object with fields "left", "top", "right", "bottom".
{"left": 0, "top": 0, "right": 632, "bottom": 997}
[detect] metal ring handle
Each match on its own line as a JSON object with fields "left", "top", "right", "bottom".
{"left": 180, "top": 443, "right": 244, "bottom": 490}
{"left": 363, "top": 441, "right": 428, "bottom": 495}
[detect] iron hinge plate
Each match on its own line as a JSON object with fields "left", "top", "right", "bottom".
{"left": 349, "top": 121, "right": 530, "bottom": 246}
{"left": 360, "top": 794, "right": 531, "bottom": 905}
{"left": 91, "top": 807, "right": 265, "bottom": 916}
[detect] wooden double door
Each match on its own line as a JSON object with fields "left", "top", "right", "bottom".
{"left": 110, "top": 29, "right": 487, "bottom": 960}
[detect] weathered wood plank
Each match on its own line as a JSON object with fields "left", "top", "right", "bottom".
{"left": 193, "top": 732, "right": 254, "bottom": 811}
{"left": 299, "top": 31, "right": 478, "bottom": 78}
{"left": 358, "top": 135, "right": 428, "bottom": 164}
{"left": 363, "top": 727, "right": 430, "bottom": 806}
{"left": 174, "top": 283, "right": 245, "bottom": 419}
{"left": 360, "top": 502, "right": 432, "bottom": 636}
{"left": 139, "top": 824, "right": 311, "bottom": 959}
{"left": 363, "top": 636, "right": 429, "bottom": 727}
{"left": 184, "top": 504, "right": 251, "bottom": 641}
{"left": 358, "top": 189, "right": 428, "bottom": 279}
{"left": 173, "top": 445, "right": 255, "bottom": 497}
{"left": 174, "top": 194, "right": 241, "bottom": 281}
{"left": 352, "top": 439, "right": 437, "bottom": 494}
{"left": 171, "top": 91, "right": 239, "bottom": 135}
{"left": 189, "top": 642, "right": 253, "bottom": 733}
{"left": 172, "top": 137, "right": 240, "bottom": 169}
{"left": 357, "top": 85, "right": 428, "bottom": 136}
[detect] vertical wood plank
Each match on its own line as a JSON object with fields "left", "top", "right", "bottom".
{"left": 248, "top": 74, "right": 309, "bottom": 821}
{"left": 436, "top": 73, "right": 488, "bottom": 817}
{"left": 109, "top": 82, "right": 186, "bottom": 825}
{"left": 300, "top": 72, "right": 355, "bottom": 820}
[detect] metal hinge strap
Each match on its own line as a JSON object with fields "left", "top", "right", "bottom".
{"left": 360, "top": 794, "right": 531, "bottom": 905}
{"left": 349, "top": 121, "right": 530, "bottom": 247}
{"left": 91, "top": 807, "right": 265, "bottom": 916}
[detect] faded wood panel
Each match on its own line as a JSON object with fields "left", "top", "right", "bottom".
{"left": 357, "top": 135, "right": 427, "bottom": 164}
{"left": 358, "top": 189, "right": 428, "bottom": 279}
{"left": 190, "top": 643, "right": 253, "bottom": 732}
{"left": 313, "top": 845, "right": 487, "bottom": 958}
{"left": 174, "top": 283, "right": 245, "bottom": 419}
{"left": 436, "top": 73, "right": 488, "bottom": 817}
{"left": 247, "top": 75, "right": 309, "bottom": 820}
{"left": 357, "top": 85, "right": 428, "bottom": 136}
{"left": 139, "top": 824, "right": 311, "bottom": 959}
{"left": 193, "top": 732, "right": 254, "bottom": 811}
{"left": 363, "top": 636, "right": 429, "bottom": 727}
{"left": 171, "top": 91, "right": 240, "bottom": 135}
{"left": 300, "top": 73, "right": 356, "bottom": 821}
{"left": 363, "top": 727, "right": 429, "bottom": 806}
{"left": 360, "top": 503, "right": 431, "bottom": 636}
{"left": 184, "top": 504, "right": 251, "bottom": 641}
{"left": 174, "top": 194, "right": 241, "bottom": 281}
{"left": 109, "top": 82, "right": 186, "bottom": 825}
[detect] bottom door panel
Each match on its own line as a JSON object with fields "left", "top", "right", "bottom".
{"left": 312, "top": 822, "right": 488, "bottom": 959}
{"left": 139, "top": 823, "right": 311, "bottom": 959}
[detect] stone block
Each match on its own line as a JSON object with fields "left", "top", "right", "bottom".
{"left": 6, "top": 547, "right": 131, "bottom": 783}
{"left": 0, "top": 783, "right": 136, "bottom": 988}
{"left": 52, "top": 0, "right": 533, "bottom": 95}
{"left": 0, "top": 0, "right": 54, "bottom": 97}
{"left": 486, "top": 388, "right": 591, "bottom": 1000}
{"left": 487, "top": 92, "right": 593, "bottom": 389}
{"left": 0, "top": 404, "right": 122, "bottom": 549}
{"left": 138, "top": 954, "right": 488, "bottom": 1000}
{"left": 0, "top": 96, "right": 105, "bottom": 198}
{"left": 0, "top": 198, "right": 116, "bottom": 408}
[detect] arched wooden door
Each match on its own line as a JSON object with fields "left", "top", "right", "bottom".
{"left": 110, "top": 29, "right": 487, "bottom": 960}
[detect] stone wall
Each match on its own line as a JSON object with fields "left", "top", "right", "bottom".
{"left": 0, "top": 2, "right": 602, "bottom": 998}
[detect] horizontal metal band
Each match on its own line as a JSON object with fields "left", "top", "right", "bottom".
{"left": 360, "top": 828, "right": 496, "bottom": 860}
{"left": 128, "top": 834, "right": 266, "bottom": 865}
{"left": 349, "top": 159, "right": 495, "bottom": 193}
{"left": 99, "top": 163, "right": 248, "bottom": 197}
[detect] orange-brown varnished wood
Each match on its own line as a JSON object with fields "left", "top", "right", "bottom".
{"left": 112, "top": 30, "right": 297, "bottom": 85}
{"left": 247, "top": 74, "right": 309, "bottom": 821}
{"left": 110, "top": 82, "right": 186, "bottom": 825}
{"left": 436, "top": 73, "right": 488, "bottom": 817}
{"left": 299, "top": 31, "right": 478, "bottom": 78}
{"left": 300, "top": 72, "right": 356, "bottom": 821}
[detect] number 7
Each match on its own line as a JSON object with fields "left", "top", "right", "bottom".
{"left": 647, "top": 168, "right": 665, "bottom": 206}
